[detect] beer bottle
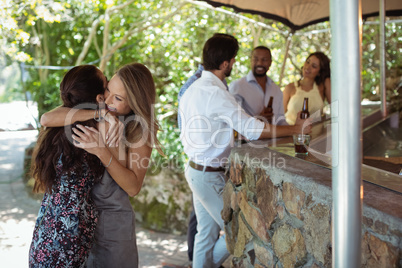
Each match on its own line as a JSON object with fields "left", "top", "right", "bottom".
{"left": 266, "top": 97, "right": 273, "bottom": 113}
{"left": 300, "top": 97, "right": 310, "bottom": 119}
{"left": 264, "top": 96, "right": 274, "bottom": 124}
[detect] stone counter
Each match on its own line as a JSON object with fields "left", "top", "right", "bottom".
{"left": 222, "top": 143, "right": 402, "bottom": 267}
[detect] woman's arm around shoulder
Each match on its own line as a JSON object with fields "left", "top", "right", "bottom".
{"left": 41, "top": 106, "right": 95, "bottom": 127}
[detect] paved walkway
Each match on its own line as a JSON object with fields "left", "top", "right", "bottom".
{"left": 0, "top": 130, "right": 190, "bottom": 268}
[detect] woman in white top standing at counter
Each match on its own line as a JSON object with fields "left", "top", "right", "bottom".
{"left": 283, "top": 52, "right": 331, "bottom": 125}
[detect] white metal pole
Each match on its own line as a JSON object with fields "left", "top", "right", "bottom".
{"left": 379, "top": 0, "right": 387, "bottom": 117}
{"left": 330, "top": 0, "right": 363, "bottom": 266}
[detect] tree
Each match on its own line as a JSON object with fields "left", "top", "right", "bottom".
{"left": 75, "top": 1, "right": 186, "bottom": 71}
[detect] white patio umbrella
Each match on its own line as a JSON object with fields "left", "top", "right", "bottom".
{"left": 198, "top": 0, "right": 401, "bottom": 30}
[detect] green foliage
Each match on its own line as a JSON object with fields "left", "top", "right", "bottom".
{"left": 25, "top": 71, "right": 63, "bottom": 119}
{"left": 361, "top": 19, "right": 402, "bottom": 100}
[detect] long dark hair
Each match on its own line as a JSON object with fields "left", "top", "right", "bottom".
{"left": 32, "top": 65, "right": 106, "bottom": 193}
{"left": 306, "top": 52, "right": 331, "bottom": 85}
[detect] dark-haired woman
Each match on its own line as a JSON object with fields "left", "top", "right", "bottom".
{"left": 29, "top": 65, "right": 107, "bottom": 267}
{"left": 283, "top": 51, "right": 331, "bottom": 125}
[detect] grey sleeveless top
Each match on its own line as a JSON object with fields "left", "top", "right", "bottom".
{"left": 85, "top": 170, "right": 138, "bottom": 268}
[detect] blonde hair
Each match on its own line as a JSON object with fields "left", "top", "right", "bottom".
{"left": 117, "top": 63, "right": 163, "bottom": 155}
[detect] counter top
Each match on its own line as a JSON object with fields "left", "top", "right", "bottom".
{"left": 233, "top": 139, "right": 402, "bottom": 221}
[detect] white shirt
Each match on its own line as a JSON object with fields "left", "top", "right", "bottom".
{"left": 179, "top": 71, "right": 264, "bottom": 167}
{"left": 229, "top": 71, "right": 287, "bottom": 125}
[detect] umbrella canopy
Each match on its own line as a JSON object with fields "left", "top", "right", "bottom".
{"left": 198, "top": 0, "right": 402, "bottom": 31}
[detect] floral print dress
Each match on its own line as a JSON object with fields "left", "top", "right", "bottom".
{"left": 29, "top": 154, "right": 100, "bottom": 268}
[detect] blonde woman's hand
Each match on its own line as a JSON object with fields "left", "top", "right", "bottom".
{"left": 72, "top": 124, "right": 107, "bottom": 156}
{"left": 104, "top": 113, "right": 124, "bottom": 147}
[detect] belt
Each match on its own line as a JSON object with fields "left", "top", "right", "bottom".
{"left": 189, "top": 161, "right": 225, "bottom": 172}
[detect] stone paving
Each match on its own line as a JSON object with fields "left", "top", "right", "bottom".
{"left": 0, "top": 130, "right": 190, "bottom": 268}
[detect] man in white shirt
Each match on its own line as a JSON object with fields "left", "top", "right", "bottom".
{"left": 229, "top": 46, "right": 287, "bottom": 125}
{"left": 179, "top": 33, "right": 310, "bottom": 268}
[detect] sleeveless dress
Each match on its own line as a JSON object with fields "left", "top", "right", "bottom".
{"left": 85, "top": 170, "right": 138, "bottom": 268}
{"left": 29, "top": 153, "right": 100, "bottom": 268}
{"left": 285, "top": 81, "right": 324, "bottom": 125}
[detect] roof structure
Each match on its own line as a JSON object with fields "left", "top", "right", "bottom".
{"left": 198, "top": 0, "right": 402, "bottom": 31}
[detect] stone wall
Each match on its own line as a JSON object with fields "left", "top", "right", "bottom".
{"left": 222, "top": 146, "right": 402, "bottom": 268}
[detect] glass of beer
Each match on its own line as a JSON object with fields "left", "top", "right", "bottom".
{"left": 293, "top": 134, "right": 311, "bottom": 155}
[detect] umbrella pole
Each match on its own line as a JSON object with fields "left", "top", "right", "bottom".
{"left": 330, "top": 0, "right": 363, "bottom": 267}
{"left": 279, "top": 31, "right": 293, "bottom": 87}
{"left": 379, "top": 0, "right": 387, "bottom": 117}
